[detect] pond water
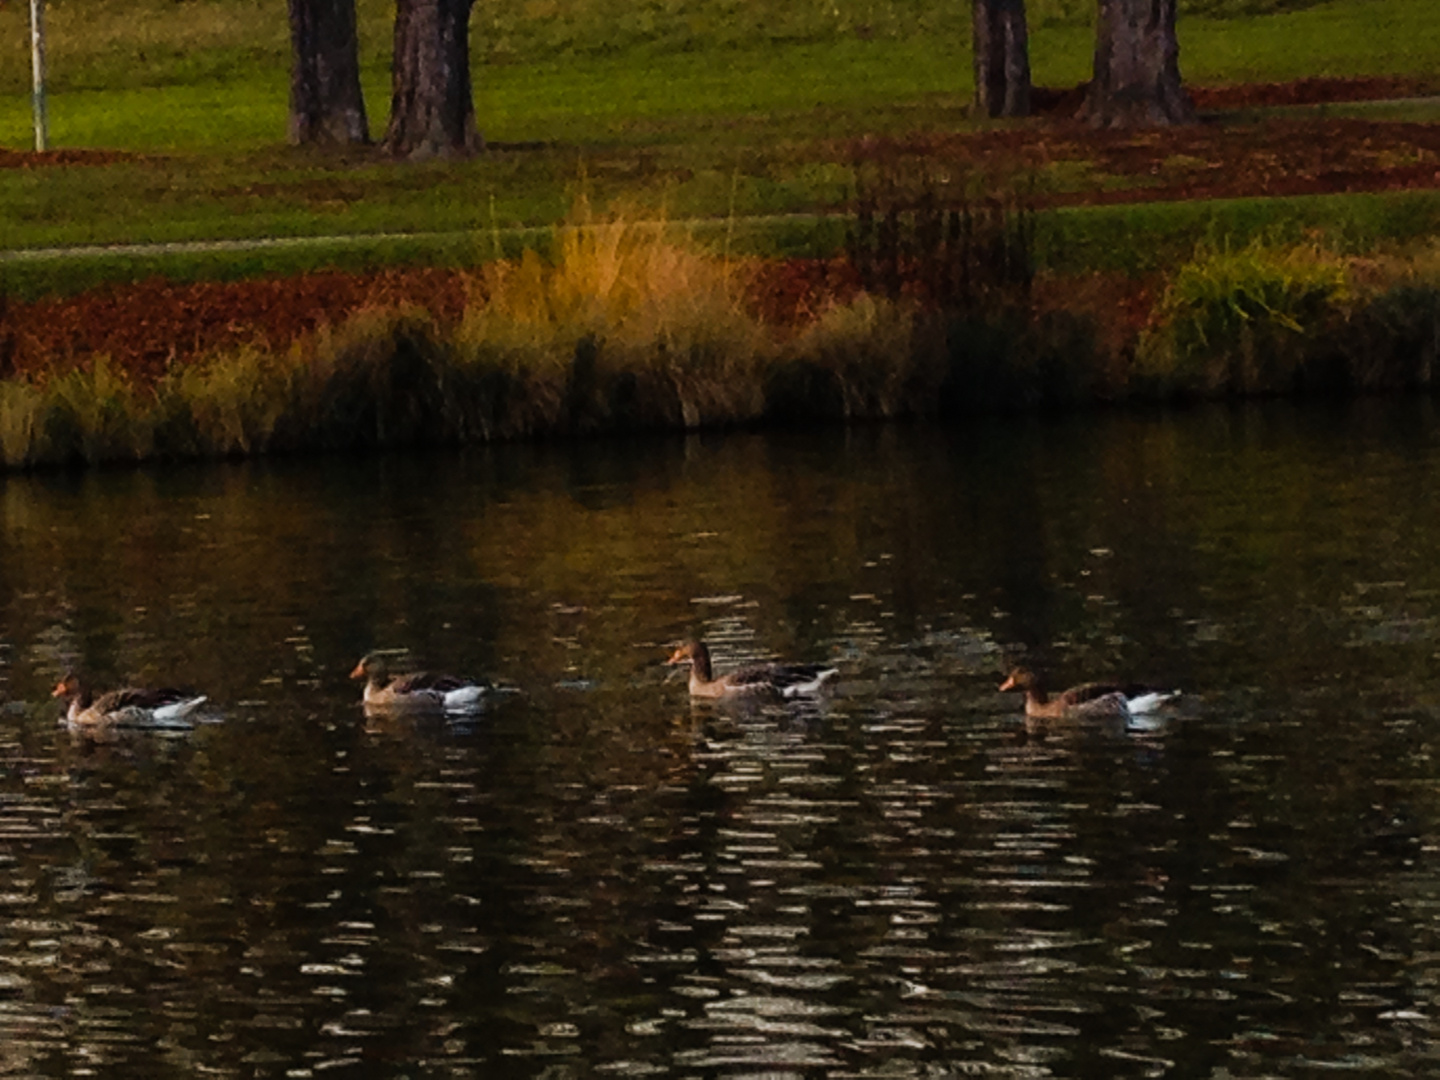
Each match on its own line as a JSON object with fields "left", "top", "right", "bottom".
{"left": 2, "top": 401, "right": 1440, "bottom": 1078}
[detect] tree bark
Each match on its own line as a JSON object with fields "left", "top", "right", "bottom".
{"left": 288, "top": 0, "right": 370, "bottom": 146}
{"left": 383, "top": 0, "right": 482, "bottom": 159}
{"left": 972, "top": 0, "right": 1031, "bottom": 119}
{"left": 1082, "top": 0, "right": 1194, "bottom": 128}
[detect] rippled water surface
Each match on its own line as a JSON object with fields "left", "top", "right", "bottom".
{"left": 3, "top": 402, "right": 1440, "bottom": 1077}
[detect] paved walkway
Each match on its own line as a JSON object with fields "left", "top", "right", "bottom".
{"left": 0, "top": 229, "right": 521, "bottom": 263}
{"left": 0, "top": 215, "right": 829, "bottom": 263}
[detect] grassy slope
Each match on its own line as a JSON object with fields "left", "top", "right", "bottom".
{"left": 5, "top": 0, "right": 1434, "bottom": 139}
{"left": 1, "top": 39, "right": 973, "bottom": 152}
{"left": 1181, "top": 0, "right": 1440, "bottom": 83}
{"left": 0, "top": 0, "right": 1437, "bottom": 295}
{"left": 1041, "top": 191, "right": 1440, "bottom": 274}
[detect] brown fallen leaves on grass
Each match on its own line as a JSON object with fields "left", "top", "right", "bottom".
{"left": 0, "top": 261, "right": 872, "bottom": 386}
{"left": 1, "top": 270, "right": 472, "bottom": 385}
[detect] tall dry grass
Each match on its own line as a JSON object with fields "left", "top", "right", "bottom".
{"left": 456, "top": 206, "right": 768, "bottom": 434}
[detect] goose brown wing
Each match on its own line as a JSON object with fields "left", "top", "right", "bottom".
{"left": 389, "top": 671, "right": 476, "bottom": 694}
{"left": 724, "top": 663, "right": 788, "bottom": 691}
{"left": 1058, "top": 681, "right": 1129, "bottom": 707}
{"left": 722, "top": 662, "right": 833, "bottom": 693}
{"left": 767, "top": 664, "right": 833, "bottom": 690}
{"left": 93, "top": 687, "right": 196, "bottom": 712}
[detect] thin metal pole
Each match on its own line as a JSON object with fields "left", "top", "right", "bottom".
{"left": 30, "top": 0, "right": 48, "bottom": 152}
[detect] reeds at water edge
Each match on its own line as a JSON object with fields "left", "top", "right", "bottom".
{"left": 3, "top": 206, "right": 1440, "bottom": 470}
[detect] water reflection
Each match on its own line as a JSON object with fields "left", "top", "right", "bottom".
{"left": 2, "top": 402, "right": 1440, "bottom": 1074}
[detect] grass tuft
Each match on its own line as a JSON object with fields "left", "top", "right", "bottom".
{"left": 156, "top": 344, "right": 299, "bottom": 457}
{"left": 0, "top": 380, "right": 43, "bottom": 468}
{"left": 457, "top": 202, "right": 767, "bottom": 432}
{"left": 1141, "top": 239, "right": 1348, "bottom": 394}
{"left": 770, "top": 294, "right": 926, "bottom": 420}
{"left": 37, "top": 358, "right": 153, "bottom": 465}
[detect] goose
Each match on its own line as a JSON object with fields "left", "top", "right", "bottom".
{"left": 998, "top": 666, "right": 1180, "bottom": 721}
{"left": 666, "top": 640, "right": 838, "bottom": 700}
{"left": 350, "top": 653, "right": 489, "bottom": 712}
{"left": 52, "top": 674, "right": 207, "bottom": 728}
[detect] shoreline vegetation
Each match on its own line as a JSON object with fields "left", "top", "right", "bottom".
{"left": 2, "top": 201, "right": 1438, "bottom": 470}
{"left": 2, "top": 0, "right": 1440, "bottom": 467}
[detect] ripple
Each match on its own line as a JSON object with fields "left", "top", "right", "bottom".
{"left": 4, "top": 416, "right": 1440, "bottom": 1076}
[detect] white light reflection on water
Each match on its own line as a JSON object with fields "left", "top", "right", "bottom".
{"left": 0, "top": 404, "right": 1439, "bottom": 1075}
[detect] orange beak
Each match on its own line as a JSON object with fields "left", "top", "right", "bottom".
{"left": 51, "top": 680, "right": 67, "bottom": 698}
{"left": 349, "top": 661, "right": 366, "bottom": 679}
{"left": 998, "top": 674, "right": 1016, "bottom": 692}
{"left": 665, "top": 648, "right": 689, "bottom": 666}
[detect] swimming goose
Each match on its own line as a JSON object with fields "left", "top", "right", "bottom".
{"left": 52, "top": 674, "right": 207, "bottom": 728}
{"left": 666, "top": 640, "right": 839, "bottom": 699}
{"left": 350, "top": 654, "right": 489, "bottom": 712}
{"left": 998, "top": 667, "right": 1180, "bottom": 720}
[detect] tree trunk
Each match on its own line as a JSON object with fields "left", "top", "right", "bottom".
{"left": 383, "top": 0, "right": 482, "bottom": 159}
{"left": 1082, "top": 0, "right": 1194, "bottom": 128}
{"left": 288, "top": 0, "right": 370, "bottom": 146}
{"left": 972, "top": 0, "right": 1031, "bottom": 119}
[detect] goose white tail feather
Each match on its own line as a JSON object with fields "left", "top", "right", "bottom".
{"left": 780, "top": 668, "right": 840, "bottom": 697}
{"left": 151, "top": 695, "right": 208, "bottom": 723}
{"left": 1126, "top": 690, "right": 1181, "bottom": 714}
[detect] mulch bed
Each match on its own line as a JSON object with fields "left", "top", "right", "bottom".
{"left": 0, "top": 270, "right": 471, "bottom": 385}
{"left": 1033, "top": 76, "right": 1440, "bottom": 116}
{"left": 0, "top": 261, "right": 861, "bottom": 385}
{"left": 855, "top": 115, "right": 1440, "bottom": 207}
{"left": 1190, "top": 75, "right": 1440, "bottom": 110}
{"left": 0, "top": 148, "right": 142, "bottom": 169}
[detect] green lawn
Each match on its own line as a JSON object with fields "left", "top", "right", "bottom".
{"left": 1181, "top": 0, "right": 1440, "bottom": 83}
{"left": 1, "top": 0, "right": 1437, "bottom": 295}
{"left": 1039, "top": 190, "right": 1440, "bottom": 275}
{"left": 2, "top": 36, "right": 976, "bottom": 153}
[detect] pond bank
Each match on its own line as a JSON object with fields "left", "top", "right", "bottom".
{"left": 2, "top": 225, "right": 1439, "bottom": 470}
